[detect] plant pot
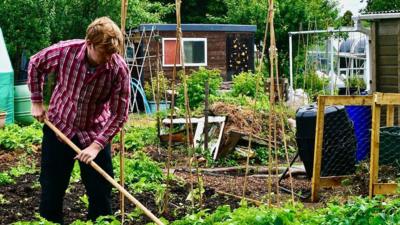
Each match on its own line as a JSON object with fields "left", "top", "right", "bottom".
{"left": 338, "top": 87, "right": 366, "bottom": 95}
{"left": 148, "top": 100, "right": 171, "bottom": 113}
{"left": 0, "top": 112, "right": 6, "bottom": 129}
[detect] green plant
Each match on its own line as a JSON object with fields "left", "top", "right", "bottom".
{"left": 345, "top": 76, "right": 366, "bottom": 89}
{"left": 172, "top": 196, "right": 400, "bottom": 225}
{"left": 296, "top": 71, "right": 329, "bottom": 101}
{"left": 231, "top": 72, "right": 263, "bottom": 98}
{"left": 177, "top": 67, "right": 222, "bottom": 109}
{"left": 0, "top": 156, "right": 37, "bottom": 186}
{"left": 144, "top": 72, "right": 170, "bottom": 102}
{"left": 113, "top": 151, "right": 164, "bottom": 194}
{"left": 113, "top": 125, "right": 158, "bottom": 152}
{"left": 0, "top": 194, "right": 10, "bottom": 205}
{"left": 0, "top": 121, "right": 43, "bottom": 152}
{"left": 186, "top": 184, "right": 205, "bottom": 203}
{"left": 14, "top": 214, "right": 122, "bottom": 225}
{"left": 0, "top": 172, "right": 13, "bottom": 185}
{"left": 79, "top": 194, "right": 89, "bottom": 209}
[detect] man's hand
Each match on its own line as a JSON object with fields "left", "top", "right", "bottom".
{"left": 31, "top": 102, "right": 46, "bottom": 122}
{"left": 74, "top": 142, "right": 102, "bottom": 164}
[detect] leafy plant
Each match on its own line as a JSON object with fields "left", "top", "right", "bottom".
{"left": 0, "top": 156, "right": 37, "bottom": 186}
{"left": 177, "top": 67, "right": 222, "bottom": 109}
{"left": 79, "top": 194, "right": 89, "bottom": 209}
{"left": 296, "top": 71, "right": 329, "bottom": 101}
{"left": 0, "top": 172, "right": 13, "bottom": 186}
{"left": 113, "top": 124, "right": 158, "bottom": 152}
{"left": 172, "top": 196, "right": 400, "bottom": 225}
{"left": 345, "top": 76, "right": 366, "bottom": 89}
{"left": 0, "top": 122, "right": 43, "bottom": 152}
{"left": 113, "top": 151, "right": 164, "bottom": 194}
{"left": 0, "top": 194, "right": 10, "bottom": 205}
{"left": 231, "top": 72, "right": 263, "bottom": 98}
{"left": 144, "top": 72, "right": 170, "bottom": 102}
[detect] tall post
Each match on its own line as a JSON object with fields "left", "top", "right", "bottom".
{"left": 204, "top": 79, "right": 209, "bottom": 151}
{"left": 119, "top": 0, "right": 128, "bottom": 222}
{"left": 329, "top": 34, "right": 335, "bottom": 95}
{"left": 289, "top": 34, "right": 293, "bottom": 92}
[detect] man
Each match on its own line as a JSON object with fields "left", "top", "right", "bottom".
{"left": 28, "top": 17, "right": 130, "bottom": 224}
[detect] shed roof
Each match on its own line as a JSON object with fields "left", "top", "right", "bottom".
{"left": 356, "top": 10, "right": 400, "bottom": 20}
{"left": 0, "top": 28, "right": 13, "bottom": 73}
{"left": 138, "top": 24, "right": 257, "bottom": 32}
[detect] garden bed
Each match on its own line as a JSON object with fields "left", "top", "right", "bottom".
{"left": 0, "top": 171, "right": 241, "bottom": 224}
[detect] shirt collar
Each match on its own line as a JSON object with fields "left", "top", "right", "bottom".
{"left": 77, "top": 41, "right": 112, "bottom": 70}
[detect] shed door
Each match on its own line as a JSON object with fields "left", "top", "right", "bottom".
{"left": 226, "top": 33, "right": 254, "bottom": 81}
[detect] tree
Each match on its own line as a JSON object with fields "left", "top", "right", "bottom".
{"left": 362, "top": 0, "right": 400, "bottom": 12}
{"left": 341, "top": 10, "right": 354, "bottom": 27}
{"left": 0, "top": 0, "right": 173, "bottom": 77}
{"left": 0, "top": 0, "right": 54, "bottom": 79}
{"left": 218, "top": 0, "right": 339, "bottom": 76}
{"left": 155, "top": 0, "right": 227, "bottom": 23}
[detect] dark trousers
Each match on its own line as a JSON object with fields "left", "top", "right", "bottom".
{"left": 39, "top": 125, "right": 114, "bottom": 224}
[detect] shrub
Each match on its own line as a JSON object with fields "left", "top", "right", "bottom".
{"left": 177, "top": 67, "right": 222, "bottom": 109}
{"left": 231, "top": 72, "right": 263, "bottom": 98}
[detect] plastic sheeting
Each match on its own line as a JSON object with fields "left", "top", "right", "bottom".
{"left": 0, "top": 27, "right": 14, "bottom": 124}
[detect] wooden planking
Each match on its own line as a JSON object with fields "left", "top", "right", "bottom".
{"left": 311, "top": 96, "right": 325, "bottom": 202}
{"left": 375, "top": 92, "right": 400, "bottom": 105}
{"left": 377, "top": 75, "right": 398, "bottom": 84}
{"left": 378, "top": 46, "right": 398, "bottom": 56}
{"left": 398, "top": 22, "right": 400, "bottom": 93}
{"left": 378, "top": 56, "right": 398, "bottom": 66}
{"left": 373, "top": 183, "right": 398, "bottom": 195}
{"left": 378, "top": 21, "right": 400, "bottom": 36}
{"left": 377, "top": 35, "right": 398, "bottom": 46}
{"left": 377, "top": 86, "right": 399, "bottom": 93}
{"left": 369, "top": 94, "right": 381, "bottom": 198}
{"left": 320, "top": 176, "right": 354, "bottom": 187}
{"left": 155, "top": 30, "right": 228, "bottom": 80}
{"left": 321, "top": 95, "right": 372, "bottom": 106}
{"left": 377, "top": 66, "right": 398, "bottom": 75}
{"left": 371, "top": 22, "right": 377, "bottom": 92}
{"left": 387, "top": 105, "right": 395, "bottom": 126}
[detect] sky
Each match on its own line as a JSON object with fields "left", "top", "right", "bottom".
{"left": 338, "top": 0, "right": 368, "bottom": 16}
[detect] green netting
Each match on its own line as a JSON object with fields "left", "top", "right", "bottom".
{"left": 379, "top": 126, "right": 400, "bottom": 169}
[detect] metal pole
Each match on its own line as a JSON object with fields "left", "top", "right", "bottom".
{"left": 329, "top": 35, "right": 334, "bottom": 95}
{"left": 289, "top": 34, "right": 293, "bottom": 91}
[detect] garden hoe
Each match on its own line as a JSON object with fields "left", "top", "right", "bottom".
{"left": 44, "top": 119, "right": 165, "bottom": 225}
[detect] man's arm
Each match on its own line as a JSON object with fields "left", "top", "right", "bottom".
{"left": 75, "top": 63, "right": 130, "bottom": 164}
{"left": 28, "top": 43, "right": 61, "bottom": 121}
{"left": 94, "top": 64, "right": 131, "bottom": 148}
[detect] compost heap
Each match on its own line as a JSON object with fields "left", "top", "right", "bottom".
{"left": 209, "top": 102, "right": 288, "bottom": 147}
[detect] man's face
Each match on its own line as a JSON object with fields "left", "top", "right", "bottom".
{"left": 87, "top": 41, "right": 113, "bottom": 66}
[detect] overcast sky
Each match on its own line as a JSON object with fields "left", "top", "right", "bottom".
{"left": 338, "top": 0, "right": 367, "bottom": 16}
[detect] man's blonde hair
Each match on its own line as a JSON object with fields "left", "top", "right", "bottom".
{"left": 86, "top": 17, "right": 123, "bottom": 54}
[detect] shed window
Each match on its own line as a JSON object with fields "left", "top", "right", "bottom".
{"left": 163, "top": 38, "right": 207, "bottom": 67}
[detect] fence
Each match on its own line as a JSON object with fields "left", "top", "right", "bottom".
{"left": 311, "top": 93, "right": 400, "bottom": 202}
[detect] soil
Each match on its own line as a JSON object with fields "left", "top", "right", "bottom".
{"left": 0, "top": 171, "right": 240, "bottom": 225}
{"left": 0, "top": 145, "right": 374, "bottom": 225}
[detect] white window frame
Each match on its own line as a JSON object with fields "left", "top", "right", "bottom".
{"left": 162, "top": 37, "right": 207, "bottom": 67}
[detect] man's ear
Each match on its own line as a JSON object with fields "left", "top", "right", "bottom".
{"left": 86, "top": 40, "right": 93, "bottom": 48}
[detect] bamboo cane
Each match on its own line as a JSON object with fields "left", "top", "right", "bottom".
{"left": 44, "top": 119, "right": 165, "bottom": 225}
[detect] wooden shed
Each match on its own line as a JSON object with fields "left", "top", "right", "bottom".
{"left": 126, "top": 24, "right": 257, "bottom": 82}
{"left": 357, "top": 11, "right": 400, "bottom": 92}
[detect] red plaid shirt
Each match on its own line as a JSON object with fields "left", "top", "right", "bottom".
{"left": 28, "top": 39, "right": 130, "bottom": 148}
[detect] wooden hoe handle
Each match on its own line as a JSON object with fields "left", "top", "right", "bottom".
{"left": 44, "top": 119, "right": 165, "bottom": 225}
